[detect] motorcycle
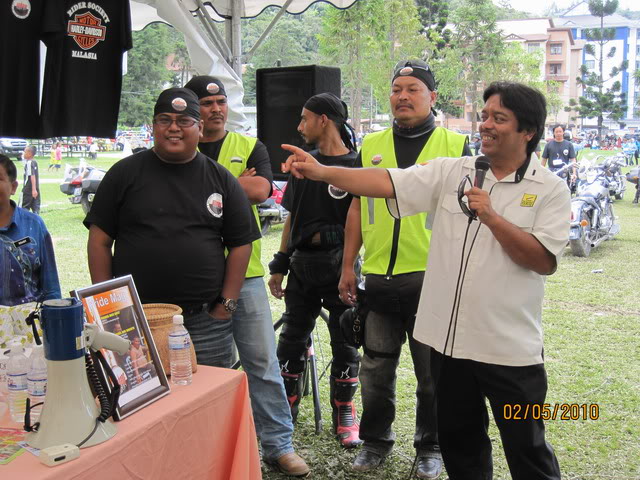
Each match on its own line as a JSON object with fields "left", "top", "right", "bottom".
{"left": 626, "top": 166, "right": 640, "bottom": 204}
{"left": 552, "top": 162, "right": 576, "bottom": 196}
{"left": 258, "top": 180, "right": 288, "bottom": 235}
{"left": 60, "top": 163, "right": 106, "bottom": 214}
{"left": 568, "top": 160, "right": 620, "bottom": 257}
{"left": 600, "top": 154, "right": 626, "bottom": 200}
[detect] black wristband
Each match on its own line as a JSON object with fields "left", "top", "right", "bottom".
{"left": 269, "top": 251, "right": 291, "bottom": 275}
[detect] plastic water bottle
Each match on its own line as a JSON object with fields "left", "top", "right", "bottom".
{"left": 7, "top": 344, "right": 29, "bottom": 423}
{"left": 27, "top": 345, "right": 47, "bottom": 421}
{"left": 169, "top": 315, "right": 192, "bottom": 385}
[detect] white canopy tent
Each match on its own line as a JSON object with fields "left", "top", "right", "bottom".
{"left": 130, "top": 0, "right": 357, "bottom": 131}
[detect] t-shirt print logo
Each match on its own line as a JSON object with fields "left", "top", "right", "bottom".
{"left": 67, "top": 12, "right": 106, "bottom": 50}
{"left": 206, "top": 193, "right": 223, "bottom": 218}
{"left": 12, "top": 0, "right": 31, "bottom": 19}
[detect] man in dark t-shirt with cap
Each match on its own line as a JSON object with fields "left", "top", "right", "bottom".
{"left": 184, "top": 75, "right": 309, "bottom": 477}
{"left": 85, "top": 87, "right": 258, "bottom": 369}
{"left": 268, "top": 93, "right": 362, "bottom": 449}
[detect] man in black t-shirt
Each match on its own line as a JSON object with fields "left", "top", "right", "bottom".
{"left": 85, "top": 88, "right": 257, "bottom": 369}
{"left": 184, "top": 75, "right": 309, "bottom": 477}
{"left": 267, "top": 93, "right": 362, "bottom": 450}
{"left": 21, "top": 146, "right": 40, "bottom": 214}
{"left": 542, "top": 125, "right": 576, "bottom": 179}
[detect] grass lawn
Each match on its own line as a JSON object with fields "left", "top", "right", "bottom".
{"left": 19, "top": 150, "right": 640, "bottom": 479}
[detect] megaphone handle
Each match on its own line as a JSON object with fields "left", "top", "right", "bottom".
{"left": 25, "top": 308, "right": 42, "bottom": 346}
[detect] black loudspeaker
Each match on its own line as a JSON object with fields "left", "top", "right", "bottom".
{"left": 256, "top": 65, "right": 341, "bottom": 179}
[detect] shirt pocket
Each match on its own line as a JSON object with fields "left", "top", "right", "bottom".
{"left": 438, "top": 193, "right": 467, "bottom": 239}
{"left": 502, "top": 205, "right": 536, "bottom": 233}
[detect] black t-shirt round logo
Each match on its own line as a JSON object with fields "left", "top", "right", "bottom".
{"left": 563, "top": 149, "right": 569, "bottom": 156}
{"left": 206, "top": 193, "right": 223, "bottom": 218}
{"left": 12, "top": 0, "right": 31, "bottom": 19}
{"left": 172, "top": 97, "right": 187, "bottom": 112}
{"left": 328, "top": 184, "right": 348, "bottom": 200}
{"left": 207, "top": 83, "right": 220, "bottom": 94}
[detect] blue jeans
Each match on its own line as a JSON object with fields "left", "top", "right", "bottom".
{"left": 183, "top": 310, "right": 235, "bottom": 368}
{"left": 233, "top": 277, "right": 294, "bottom": 461}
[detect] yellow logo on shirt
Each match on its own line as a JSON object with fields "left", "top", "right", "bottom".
{"left": 520, "top": 194, "right": 537, "bottom": 207}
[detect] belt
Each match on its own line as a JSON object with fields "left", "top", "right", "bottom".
{"left": 179, "top": 301, "right": 213, "bottom": 316}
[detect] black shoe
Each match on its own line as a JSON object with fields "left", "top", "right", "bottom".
{"left": 352, "top": 450, "right": 385, "bottom": 472}
{"left": 416, "top": 452, "right": 443, "bottom": 479}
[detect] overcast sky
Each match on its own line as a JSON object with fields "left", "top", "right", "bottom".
{"left": 501, "top": 0, "right": 638, "bottom": 16}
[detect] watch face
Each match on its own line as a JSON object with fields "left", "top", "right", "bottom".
{"left": 225, "top": 299, "right": 238, "bottom": 312}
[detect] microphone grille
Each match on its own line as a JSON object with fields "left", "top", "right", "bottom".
{"left": 475, "top": 155, "right": 490, "bottom": 171}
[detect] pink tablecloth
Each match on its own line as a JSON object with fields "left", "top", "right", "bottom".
{"left": 1, "top": 366, "right": 261, "bottom": 480}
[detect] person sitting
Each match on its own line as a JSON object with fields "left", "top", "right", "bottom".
{"left": 0, "top": 154, "right": 61, "bottom": 306}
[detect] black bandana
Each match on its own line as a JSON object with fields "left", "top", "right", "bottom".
{"left": 304, "top": 93, "right": 356, "bottom": 151}
{"left": 154, "top": 88, "right": 200, "bottom": 120}
{"left": 393, "top": 113, "right": 436, "bottom": 139}
{"left": 184, "top": 75, "right": 227, "bottom": 99}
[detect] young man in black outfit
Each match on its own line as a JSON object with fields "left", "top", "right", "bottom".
{"left": 268, "top": 93, "right": 362, "bottom": 449}
{"left": 21, "top": 146, "right": 40, "bottom": 214}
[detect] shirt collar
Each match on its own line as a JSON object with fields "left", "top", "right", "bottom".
{"left": 481, "top": 154, "right": 544, "bottom": 185}
{"left": 0, "top": 200, "right": 19, "bottom": 231}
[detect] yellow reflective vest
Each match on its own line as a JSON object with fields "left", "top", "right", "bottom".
{"left": 360, "top": 127, "right": 466, "bottom": 276}
{"left": 204, "top": 132, "right": 264, "bottom": 278}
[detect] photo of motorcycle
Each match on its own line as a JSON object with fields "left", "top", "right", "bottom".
{"left": 59, "top": 163, "right": 106, "bottom": 214}
{"left": 568, "top": 159, "right": 620, "bottom": 257}
{"left": 258, "top": 180, "right": 289, "bottom": 234}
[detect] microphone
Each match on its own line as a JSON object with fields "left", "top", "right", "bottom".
{"left": 474, "top": 156, "right": 491, "bottom": 189}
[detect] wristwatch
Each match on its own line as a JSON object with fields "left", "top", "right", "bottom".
{"left": 216, "top": 295, "right": 238, "bottom": 313}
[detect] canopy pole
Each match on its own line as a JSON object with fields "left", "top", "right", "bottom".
{"left": 230, "top": 1, "right": 243, "bottom": 78}
{"left": 245, "top": 0, "right": 295, "bottom": 62}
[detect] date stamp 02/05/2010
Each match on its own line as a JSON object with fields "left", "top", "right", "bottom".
{"left": 503, "top": 403, "right": 600, "bottom": 421}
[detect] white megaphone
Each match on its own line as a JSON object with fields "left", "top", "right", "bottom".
{"left": 26, "top": 298, "right": 130, "bottom": 450}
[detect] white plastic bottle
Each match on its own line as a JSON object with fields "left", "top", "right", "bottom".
{"left": 27, "top": 345, "right": 47, "bottom": 421}
{"left": 168, "top": 315, "right": 192, "bottom": 385}
{"left": 7, "top": 343, "right": 29, "bottom": 423}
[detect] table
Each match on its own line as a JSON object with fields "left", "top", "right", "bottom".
{"left": 1, "top": 366, "right": 261, "bottom": 480}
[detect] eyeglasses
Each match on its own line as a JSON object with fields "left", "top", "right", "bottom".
{"left": 393, "top": 60, "right": 431, "bottom": 76}
{"left": 153, "top": 116, "right": 198, "bottom": 128}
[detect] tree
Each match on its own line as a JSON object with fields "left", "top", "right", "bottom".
{"left": 319, "top": 0, "right": 426, "bottom": 132}
{"left": 566, "top": 0, "right": 627, "bottom": 141}
{"left": 449, "top": 0, "right": 504, "bottom": 134}
{"left": 415, "top": 0, "right": 451, "bottom": 49}
{"left": 119, "top": 24, "right": 178, "bottom": 127}
{"left": 242, "top": 6, "right": 325, "bottom": 105}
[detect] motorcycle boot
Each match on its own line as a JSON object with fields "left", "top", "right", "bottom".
{"left": 330, "top": 376, "right": 363, "bottom": 448}
{"left": 281, "top": 371, "right": 304, "bottom": 423}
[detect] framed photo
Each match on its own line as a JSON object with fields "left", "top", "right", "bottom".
{"left": 73, "top": 275, "right": 170, "bottom": 420}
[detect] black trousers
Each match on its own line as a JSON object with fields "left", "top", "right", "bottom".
{"left": 277, "top": 248, "right": 360, "bottom": 379}
{"left": 21, "top": 189, "right": 40, "bottom": 214}
{"left": 431, "top": 351, "right": 561, "bottom": 480}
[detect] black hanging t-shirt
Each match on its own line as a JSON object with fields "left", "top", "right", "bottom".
{"left": 0, "top": 0, "right": 44, "bottom": 137}
{"left": 40, "top": 0, "right": 132, "bottom": 138}
{"left": 282, "top": 149, "right": 357, "bottom": 251}
{"left": 84, "top": 150, "right": 260, "bottom": 306}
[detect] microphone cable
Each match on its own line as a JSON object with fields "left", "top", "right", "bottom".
{"left": 406, "top": 184, "right": 492, "bottom": 479}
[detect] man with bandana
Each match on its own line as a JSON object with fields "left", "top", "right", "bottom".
{"left": 267, "top": 92, "right": 362, "bottom": 449}
{"left": 339, "top": 60, "right": 470, "bottom": 477}
{"left": 184, "top": 76, "right": 310, "bottom": 476}
{"left": 85, "top": 88, "right": 258, "bottom": 373}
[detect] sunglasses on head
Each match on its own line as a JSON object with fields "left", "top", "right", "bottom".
{"left": 393, "top": 60, "right": 431, "bottom": 76}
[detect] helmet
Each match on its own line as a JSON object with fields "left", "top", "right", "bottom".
{"left": 563, "top": 132, "right": 571, "bottom": 141}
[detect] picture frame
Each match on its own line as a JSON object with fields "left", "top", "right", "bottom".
{"left": 73, "top": 275, "right": 170, "bottom": 420}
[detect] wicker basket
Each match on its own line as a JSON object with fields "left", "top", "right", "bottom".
{"left": 143, "top": 303, "right": 197, "bottom": 375}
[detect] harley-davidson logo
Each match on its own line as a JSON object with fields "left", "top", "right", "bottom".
{"left": 67, "top": 12, "right": 106, "bottom": 50}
